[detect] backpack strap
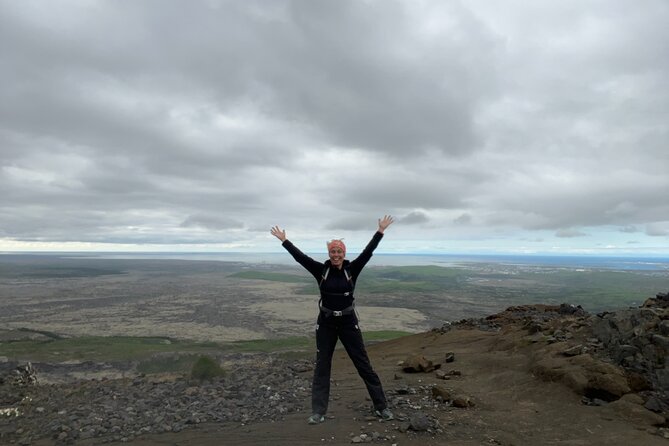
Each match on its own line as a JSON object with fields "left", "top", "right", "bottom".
{"left": 319, "top": 266, "right": 330, "bottom": 288}
{"left": 319, "top": 266, "right": 353, "bottom": 289}
{"left": 343, "top": 268, "right": 352, "bottom": 284}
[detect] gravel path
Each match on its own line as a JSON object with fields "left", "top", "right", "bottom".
{"left": 1, "top": 356, "right": 313, "bottom": 445}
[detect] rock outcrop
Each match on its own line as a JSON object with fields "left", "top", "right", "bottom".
{"left": 438, "top": 293, "right": 669, "bottom": 427}
{"left": 592, "top": 292, "right": 669, "bottom": 415}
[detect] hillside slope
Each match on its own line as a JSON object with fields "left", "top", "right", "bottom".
{"left": 3, "top": 296, "right": 669, "bottom": 445}
{"left": 95, "top": 300, "right": 669, "bottom": 445}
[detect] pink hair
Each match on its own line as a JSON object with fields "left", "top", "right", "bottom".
{"left": 327, "top": 239, "right": 346, "bottom": 255}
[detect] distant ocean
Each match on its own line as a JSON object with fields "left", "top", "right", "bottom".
{"left": 42, "top": 252, "right": 669, "bottom": 272}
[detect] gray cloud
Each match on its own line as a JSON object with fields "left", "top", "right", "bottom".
{"left": 646, "top": 223, "right": 669, "bottom": 237}
{"left": 555, "top": 229, "right": 588, "bottom": 238}
{"left": 324, "top": 215, "right": 373, "bottom": 232}
{"left": 399, "top": 211, "right": 429, "bottom": 225}
{"left": 0, "top": 1, "right": 667, "bottom": 253}
{"left": 453, "top": 213, "right": 472, "bottom": 225}
{"left": 180, "top": 214, "right": 244, "bottom": 231}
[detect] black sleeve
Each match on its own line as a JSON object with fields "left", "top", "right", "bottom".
{"left": 349, "top": 231, "right": 384, "bottom": 276}
{"left": 281, "top": 240, "right": 324, "bottom": 281}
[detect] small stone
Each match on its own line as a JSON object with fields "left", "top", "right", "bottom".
{"left": 660, "top": 321, "right": 669, "bottom": 336}
{"left": 395, "top": 384, "right": 410, "bottom": 395}
{"left": 562, "top": 345, "right": 584, "bottom": 357}
{"left": 452, "top": 395, "right": 474, "bottom": 408}
{"left": 402, "top": 355, "right": 436, "bottom": 373}
{"left": 431, "top": 386, "right": 451, "bottom": 401}
{"left": 581, "top": 397, "right": 606, "bottom": 406}
{"left": 645, "top": 397, "right": 663, "bottom": 413}
{"left": 528, "top": 332, "right": 544, "bottom": 343}
{"left": 409, "top": 412, "right": 431, "bottom": 431}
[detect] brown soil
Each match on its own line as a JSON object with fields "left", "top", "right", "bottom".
{"left": 73, "top": 325, "right": 666, "bottom": 446}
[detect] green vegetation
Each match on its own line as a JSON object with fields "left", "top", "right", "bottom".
{"left": 229, "top": 271, "right": 310, "bottom": 283}
{"left": 227, "top": 336, "right": 312, "bottom": 352}
{"left": 0, "top": 336, "right": 220, "bottom": 362}
{"left": 38, "top": 267, "right": 123, "bottom": 278}
{"left": 0, "top": 331, "right": 412, "bottom": 366}
{"left": 190, "top": 356, "right": 225, "bottom": 381}
{"left": 226, "top": 330, "right": 411, "bottom": 353}
{"left": 0, "top": 256, "right": 128, "bottom": 279}
{"left": 0, "top": 266, "right": 125, "bottom": 279}
{"left": 355, "top": 266, "right": 461, "bottom": 294}
{"left": 17, "top": 328, "right": 64, "bottom": 340}
{"left": 289, "top": 265, "right": 464, "bottom": 295}
{"left": 469, "top": 269, "right": 665, "bottom": 311}
{"left": 232, "top": 263, "right": 667, "bottom": 312}
{"left": 2, "top": 261, "right": 665, "bottom": 371}
{"left": 230, "top": 265, "right": 465, "bottom": 294}
{"left": 137, "top": 354, "right": 201, "bottom": 375}
{"left": 370, "top": 265, "right": 666, "bottom": 310}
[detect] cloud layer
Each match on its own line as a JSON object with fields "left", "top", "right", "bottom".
{"left": 1, "top": 0, "right": 668, "bottom": 254}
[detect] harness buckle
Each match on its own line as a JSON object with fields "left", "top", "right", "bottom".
{"left": 333, "top": 310, "right": 343, "bottom": 317}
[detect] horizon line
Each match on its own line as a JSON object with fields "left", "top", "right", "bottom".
{"left": 2, "top": 250, "right": 669, "bottom": 259}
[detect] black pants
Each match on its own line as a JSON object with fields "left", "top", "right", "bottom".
{"left": 312, "top": 312, "right": 387, "bottom": 415}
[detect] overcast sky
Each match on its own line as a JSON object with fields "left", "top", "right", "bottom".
{"left": 1, "top": 0, "right": 668, "bottom": 255}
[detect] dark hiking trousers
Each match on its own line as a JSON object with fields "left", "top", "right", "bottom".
{"left": 312, "top": 313, "right": 387, "bottom": 415}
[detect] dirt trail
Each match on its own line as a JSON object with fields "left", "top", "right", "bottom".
{"left": 69, "top": 326, "right": 667, "bottom": 446}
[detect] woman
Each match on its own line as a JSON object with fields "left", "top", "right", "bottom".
{"left": 270, "top": 216, "right": 395, "bottom": 424}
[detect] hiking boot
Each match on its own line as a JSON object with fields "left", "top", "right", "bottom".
{"left": 374, "top": 408, "right": 394, "bottom": 421}
{"left": 307, "top": 413, "right": 325, "bottom": 424}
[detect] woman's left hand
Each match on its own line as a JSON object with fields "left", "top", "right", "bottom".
{"left": 271, "top": 226, "right": 287, "bottom": 242}
{"left": 378, "top": 215, "right": 394, "bottom": 233}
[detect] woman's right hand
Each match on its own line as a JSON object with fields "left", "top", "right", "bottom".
{"left": 377, "top": 215, "right": 395, "bottom": 233}
{"left": 270, "top": 226, "right": 287, "bottom": 242}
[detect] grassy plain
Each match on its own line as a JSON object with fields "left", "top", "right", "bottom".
{"left": 0, "top": 331, "right": 412, "bottom": 361}
{"left": 230, "top": 263, "right": 667, "bottom": 312}
{"left": 0, "top": 331, "right": 412, "bottom": 376}
{"left": 1, "top": 254, "right": 667, "bottom": 367}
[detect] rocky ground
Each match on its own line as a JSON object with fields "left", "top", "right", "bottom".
{"left": 2, "top": 293, "right": 669, "bottom": 445}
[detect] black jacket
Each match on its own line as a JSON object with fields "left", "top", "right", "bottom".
{"left": 282, "top": 231, "right": 384, "bottom": 311}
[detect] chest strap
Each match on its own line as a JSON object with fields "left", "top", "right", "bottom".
{"left": 321, "top": 291, "right": 352, "bottom": 297}
{"left": 320, "top": 304, "right": 355, "bottom": 317}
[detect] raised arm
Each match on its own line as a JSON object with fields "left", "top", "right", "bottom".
{"left": 271, "top": 225, "right": 323, "bottom": 279}
{"left": 350, "top": 215, "right": 394, "bottom": 274}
